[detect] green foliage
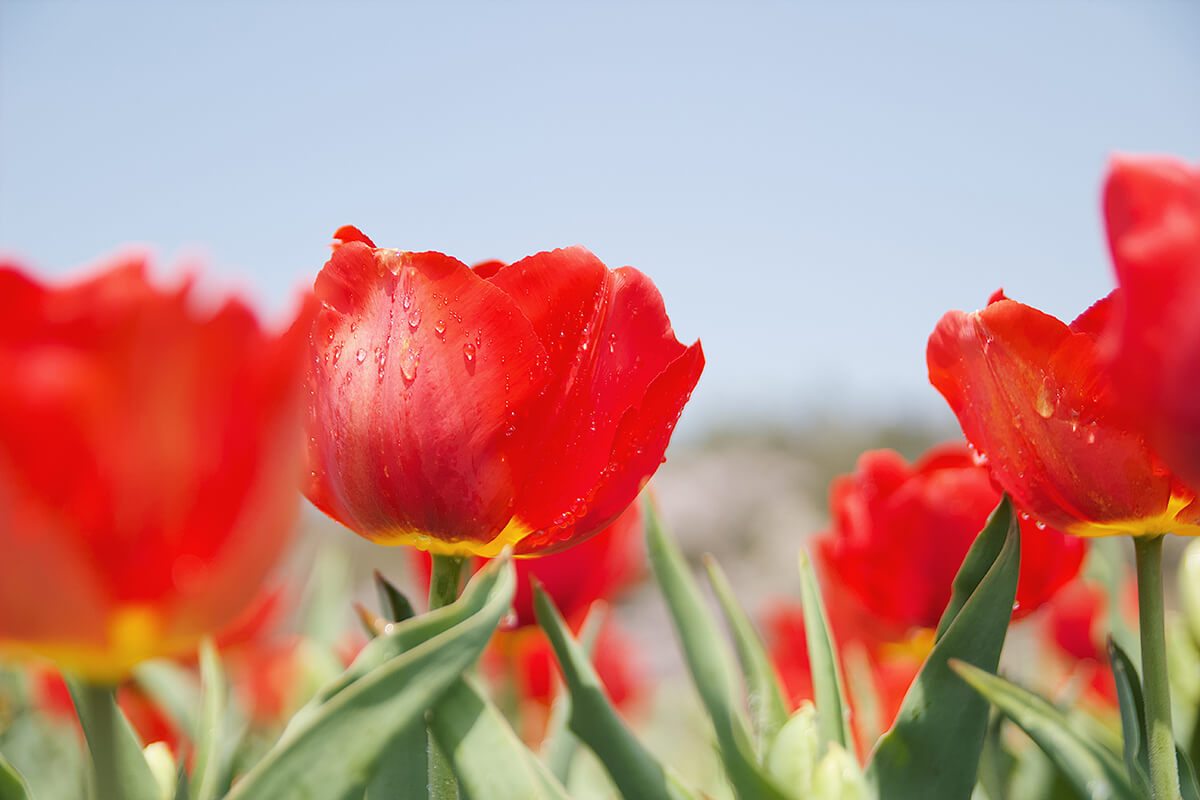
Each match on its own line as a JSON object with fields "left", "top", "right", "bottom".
{"left": 703, "top": 555, "right": 790, "bottom": 755}
{"left": 225, "top": 556, "right": 515, "bottom": 800}
{"left": 66, "top": 679, "right": 161, "bottom": 800}
{"left": 796, "top": 550, "right": 853, "bottom": 754}
{"left": 866, "top": 496, "right": 1020, "bottom": 800}
{"left": 953, "top": 661, "right": 1139, "bottom": 800}
{"left": 643, "top": 498, "right": 791, "bottom": 800}
{"left": 535, "top": 582, "right": 699, "bottom": 800}
{"left": 0, "top": 752, "right": 31, "bottom": 800}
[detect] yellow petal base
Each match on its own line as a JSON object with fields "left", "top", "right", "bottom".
{"left": 1067, "top": 493, "right": 1200, "bottom": 538}
{"left": 366, "top": 516, "right": 535, "bottom": 558}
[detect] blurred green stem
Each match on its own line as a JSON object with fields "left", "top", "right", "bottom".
{"left": 427, "top": 554, "right": 468, "bottom": 800}
{"left": 1135, "top": 534, "right": 1182, "bottom": 800}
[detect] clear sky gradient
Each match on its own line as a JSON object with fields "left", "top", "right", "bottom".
{"left": 2, "top": 1, "right": 1197, "bottom": 438}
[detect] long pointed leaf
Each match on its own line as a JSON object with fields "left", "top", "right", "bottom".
{"left": 541, "top": 602, "right": 606, "bottom": 783}
{"left": 429, "top": 677, "right": 571, "bottom": 800}
{"left": 535, "top": 583, "right": 699, "bottom": 800}
{"left": 643, "top": 498, "right": 791, "bottom": 800}
{"left": 66, "top": 679, "right": 160, "bottom": 800}
{"left": 952, "top": 660, "right": 1139, "bottom": 800}
{"left": 1108, "top": 638, "right": 1153, "bottom": 795}
{"left": 190, "top": 639, "right": 227, "bottom": 800}
{"left": 704, "top": 554, "right": 790, "bottom": 753}
{"left": 797, "top": 550, "right": 853, "bottom": 754}
{"left": 227, "top": 557, "right": 515, "bottom": 800}
{"left": 0, "top": 753, "right": 31, "bottom": 800}
{"left": 866, "top": 496, "right": 1019, "bottom": 800}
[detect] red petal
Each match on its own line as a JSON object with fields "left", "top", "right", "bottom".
{"left": 1103, "top": 156, "right": 1200, "bottom": 487}
{"left": 487, "top": 250, "right": 702, "bottom": 552}
{"left": 0, "top": 257, "right": 310, "bottom": 679}
{"left": 305, "top": 242, "right": 552, "bottom": 552}
{"left": 927, "top": 297, "right": 1172, "bottom": 531}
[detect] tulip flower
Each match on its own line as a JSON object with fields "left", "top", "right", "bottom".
{"left": 1102, "top": 156, "right": 1200, "bottom": 488}
{"left": 817, "top": 444, "right": 1085, "bottom": 629}
{"left": 0, "top": 255, "right": 312, "bottom": 682}
{"left": 304, "top": 227, "right": 703, "bottom": 557}
{"left": 1043, "top": 579, "right": 1120, "bottom": 708}
{"left": 927, "top": 292, "right": 1200, "bottom": 539}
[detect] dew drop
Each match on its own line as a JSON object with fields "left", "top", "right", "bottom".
{"left": 332, "top": 344, "right": 342, "bottom": 363}
{"left": 355, "top": 348, "right": 367, "bottom": 364}
{"left": 408, "top": 308, "right": 421, "bottom": 329}
{"left": 434, "top": 319, "right": 446, "bottom": 336}
{"left": 349, "top": 321, "right": 358, "bottom": 334}
{"left": 399, "top": 347, "right": 418, "bottom": 382}
{"left": 463, "top": 342, "right": 476, "bottom": 363}
{"left": 1034, "top": 383, "right": 1056, "bottom": 419}
{"left": 1086, "top": 429, "right": 1097, "bottom": 444}
{"left": 325, "top": 327, "right": 335, "bottom": 342}
{"left": 1034, "top": 520, "right": 1047, "bottom": 531}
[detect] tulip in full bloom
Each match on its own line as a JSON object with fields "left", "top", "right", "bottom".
{"left": 1101, "top": 156, "right": 1200, "bottom": 488}
{"left": 305, "top": 227, "right": 703, "bottom": 556}
{"left": 0, "top": 255, "right": 313, "bottom": 681}
{"left": 928, "top": 291, "right": 1200, "bottom": 538}
{"left": 817, "top": 444, "right": 1085, "bottom": 628}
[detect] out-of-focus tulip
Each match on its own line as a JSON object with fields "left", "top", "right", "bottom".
{"left": 817, "top": 445, "right": 1085, "bottom": 627}
{"left": 928, "top": 292, "right": 1200, "bottom": 538}
{"left": 1101, "top": 156, "right": 1200, "bottom": 488}
{"left": 1043, "top": 579, "right": 1118, "bottom": 707}
{"left": 0, "top": 256, "right": 312, "bottom": 681}
{"left": 304, "top": 228, "right": 703, "bottom": 557}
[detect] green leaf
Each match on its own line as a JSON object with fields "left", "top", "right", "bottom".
{"left": 535, "top": 583, "right": 700, "bottom": 800}
{"left": 66, "top": 679, "right": 161, "bottom": 800}
{"left": 1108, "top": 638, "right": 1152, "bottom": 795}
{"left": 865, "top": 495, "right": 1019, "bottom": 800}
{"left": 429, "top": 677, "right": 571, "bottom": 800}
{"left": 190, "top": 639, "right": 227, "bottom": 800}
{"left": 703, "top": 554, "right": 790, "bottom": 754}
{"left": 300, "top": 543, "right": 353, "bottom": 647}
{"left": 643, "top": 498, "right": 791, "bottom": 800}
{"left": 951, "top": 661, "right": 1139, "bottom": 800}
{"left": 540, "top": 601, "right": 606, "bottom": 784}
{"left": 374, "top": 569, "right": 417, "bottom": 623}
{"left": 0, "top": 752, "right": 31, "bottom": 800}
{"left": 796, "top": 550, "right": 853, "bottom": 754}
{"left": 226, "top": 556, "right": 515, "bottom": 800}
{"left": 977, "top": 713, "right": 1015, "bottom": 800}
{"left": 284, "top": 553, "right": 507, "bottom": 737}
{"left": 363, "top": 724, "right": 426, "bottom": 800}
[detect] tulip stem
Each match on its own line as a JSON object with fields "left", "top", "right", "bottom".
{"left": 1134, "top": 534, "right": 1182, "bottom": 800}
{"left": 67, "top": 680, "right": 156, "bottom": 800}
{"left": 427, "top": 554, "right": 468, "bottom": 800}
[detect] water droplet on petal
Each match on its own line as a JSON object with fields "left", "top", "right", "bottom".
{"left": 399, "top": 346, "right": 418, "bottom": 382}
{"left": 1034, "top": 383, "right": 1056, "bottom": 419}
{"left": 408, "top": 308, "right": 421, "bottom": 329}
{"left": 355, "top": 348, "right": 367, "bottom": 364}
{"left": 463, "top": 342, "right": 476, "bottom": 363}
{"left": 332, "top": 345, "right": 342, "bottom": 363}
{"left": 434, "top": 319, "right": 446, "bottom": 336}
{"left": 1034, "top": 520, "right": 1046, "bottom": 531}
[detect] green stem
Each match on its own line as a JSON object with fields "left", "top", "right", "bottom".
{"left": 427, "top": 554, "right": 467, "bottom": 800}
{"left": 1134, "top": 534, "right": 1182, "bottom": 800}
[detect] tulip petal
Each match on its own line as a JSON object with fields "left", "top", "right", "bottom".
{"left": 1103, "top": 157, "right": 1200, "bottom": 487}
{"left": 488, "top": 251, "right": 702, "bottom": 552}
{"left": 306, "top": 241, "right": 552, "bottom": 555}
{"left": 928, "top": 297, "right": 1187, "bottom": 536}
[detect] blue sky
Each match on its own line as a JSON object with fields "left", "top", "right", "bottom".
{"left": 2, "top": 1, "right": 1197, "bottom": 438}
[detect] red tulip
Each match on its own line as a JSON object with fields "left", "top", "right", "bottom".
{"left": 928, "top": 291, "right": 1200, "bottom": 538}
{"left": 1102, "top": 156, "right": 1200, "bottom": 488}
{"left": 304, "top": 227, "right": 703, "bottom": 557}
{"left": 817, "top": 444, "right": 1085, "bottom": 628}
{"left": 0, "top": 255, "right": 312, "bottom": 681}
{"left": 1043, "top": 578, "right": 1127, "bottom": 707}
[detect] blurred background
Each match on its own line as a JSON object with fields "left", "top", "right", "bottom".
{"left": 4, "top": 0, "right": 1199, "bottom": 609}
{"left": 3, "top": 2, "right": 1198, "bottom": 793}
